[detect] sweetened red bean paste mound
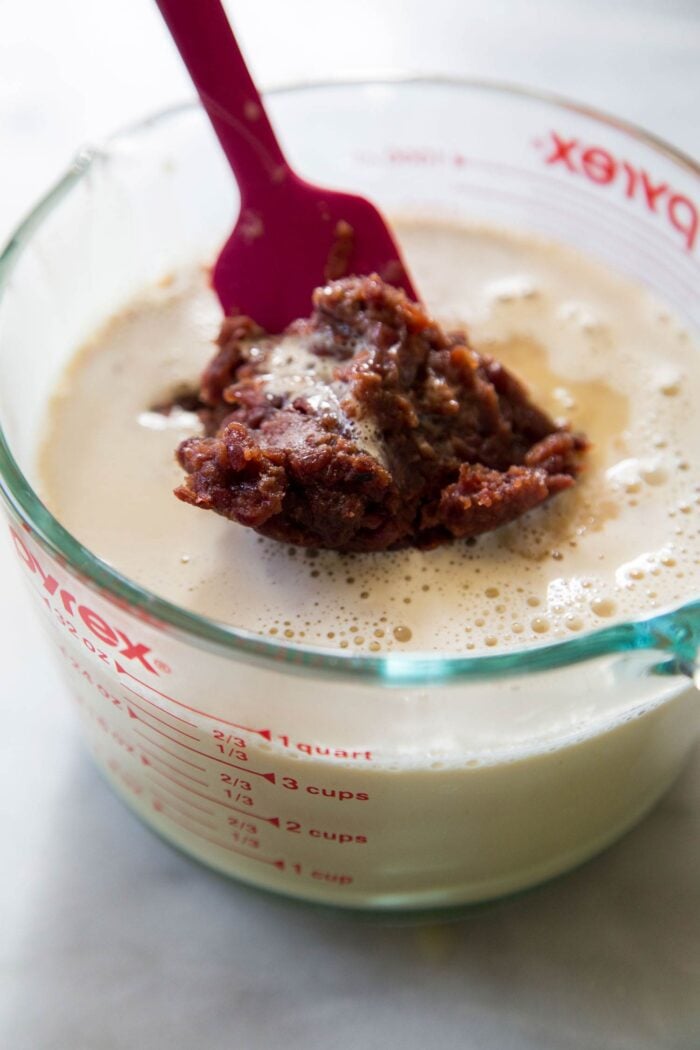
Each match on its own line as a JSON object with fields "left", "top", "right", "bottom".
{"left": 175, "top": 275, "right": 587, "bottom": 551}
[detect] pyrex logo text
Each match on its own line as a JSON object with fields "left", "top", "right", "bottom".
{"left": 538, "top": 131, "right": 698, "bottom": 252}
{"left": 10, "top": 527, "right": 159, "bottom": 675}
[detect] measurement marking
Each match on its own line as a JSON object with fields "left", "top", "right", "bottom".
{"left": 132, "top": 728, "right": 207, "bottom": 771}
{"left": 119, "top": 681, "right": 197, "bottom": 727}
{"left": 138, "top": 762, "right": 279, "bottom": 825}
{"left": 223, "top": 844, "right": 284, "bottom": 870}
{"left": 162, "top": 810, "right": 285, "bottom": 869}
{"left": 223, "top": 804, "right": 280, "bottom": 827}
{"left": 150, "top": 788, "right": 219, "bottom": 831}
{"left": 140, "top": 768, "right": 215, "bottom": 814}
{"left": 125, "top": 698, "right": 200, "bottom": 740}
{"left": 115, "top": 661, "right": 272, "bottom": 739}
{"left": 143, "top": 765, "right": 216, "bottom": 816}
{"left": 143, "top": 767, "right": 217, "bottom": 819}
{"left": 127, "top": 715, "right": 275, "bottom": 782}
{"left": 152, "top": 801, "right": 221, "bottom": 836}
{"left": 137, "top": 745, "right": 209, "bottom": 786}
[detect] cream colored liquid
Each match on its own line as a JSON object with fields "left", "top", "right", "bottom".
{"left": 31, "top": 220, "right": 700, "bottom": 907}
{"left": 40, "top": 221, "right": 700, "bottom": 654}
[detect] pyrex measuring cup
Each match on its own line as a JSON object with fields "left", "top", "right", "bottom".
{"left": 1, "top": 79, "right": 699, "bottom": 911}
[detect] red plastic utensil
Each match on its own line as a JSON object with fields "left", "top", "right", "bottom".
{"left": 155, "top": 0, "right": 418, "bottom": 331}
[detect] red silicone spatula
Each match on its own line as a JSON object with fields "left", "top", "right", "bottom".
{"left": 155, "top": 0, "right": 418, "bottom": 332}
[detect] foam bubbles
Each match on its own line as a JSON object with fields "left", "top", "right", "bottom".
{"left": 39, "top": 221, "right": 700, "bottom": 659}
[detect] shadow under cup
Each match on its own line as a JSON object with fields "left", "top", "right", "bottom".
{"left": 0, "top": 79, "right": 699, "bottom": 910}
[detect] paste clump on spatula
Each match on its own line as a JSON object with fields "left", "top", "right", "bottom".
{"left": 174, "top": 275, "right": 587, "bottom": 551}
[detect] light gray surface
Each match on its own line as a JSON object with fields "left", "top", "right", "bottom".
{"left": 1, "top": 2, "right": 699, "bottom": 1047}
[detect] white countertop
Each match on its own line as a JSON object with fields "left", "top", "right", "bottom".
{"left": 1, "top": 2, "right": 699, "bottom": 1047}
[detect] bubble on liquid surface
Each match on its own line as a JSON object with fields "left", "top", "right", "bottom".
{"left": 486, "top": 275, "right": 539, "bottom": 302}
{"left": 36, "top": 219, "right": 700, "bottom": 660}
{"left": 564, "top": 615, "right": 583, "bottom": 632}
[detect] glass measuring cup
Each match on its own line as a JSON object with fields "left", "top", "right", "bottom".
{"left": 0, "top": 79, "right": 698, "bottom": 911}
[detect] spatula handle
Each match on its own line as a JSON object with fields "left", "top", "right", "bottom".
{"left": 155, "top": 0, "right": 290, "bottom": 201}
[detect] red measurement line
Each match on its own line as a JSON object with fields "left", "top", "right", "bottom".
{"left": 137, "top": 745, "right": 209, "bottom": 786}
{"left": 132, "top": 728, "right": 206, "bottom": 772}
{"left": 119, "top": 680, "right": 197, "bottom": 727}
{"left": 151, "top": 799, "right": 219, "bottom": 834}
{"left": 137, "top": 763, "right": 279, "bottom": 825}
{"left": 127, "top": 714, "right": 276, "bottom": 782}
{"left": 220, "top": 843, "right": 284, "bottom": 870}
{"left": 161, "top": 809, "right": 284, "bottom": 869}
{"left": 125, "top": 698, "right": 200, "bottom": 740}
{"left": 115, "top": 661, "right": 272, "bottom": 740}
{"left": 150, "top": 788, "right": 219, "bottom": 831}
{"left": 142, "top": 764, "right": 216, "bottom": 816}
{"left": 144, "top": 769, "right": 217, "bottom": 820}
{"left": 222, "top": 803, "right": 280, "bottom": 827}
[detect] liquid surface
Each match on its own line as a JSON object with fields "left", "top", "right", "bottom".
{"left": 40, "top": 221, "right": 700, "bottom": 653}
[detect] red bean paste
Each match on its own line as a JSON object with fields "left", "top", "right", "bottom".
{"left": 175, "top": 275, "right": 587, "bottom": 550}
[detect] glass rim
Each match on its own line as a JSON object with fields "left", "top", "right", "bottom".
{"left": 1, "top": 74, "right": 699, "bottom": 685}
